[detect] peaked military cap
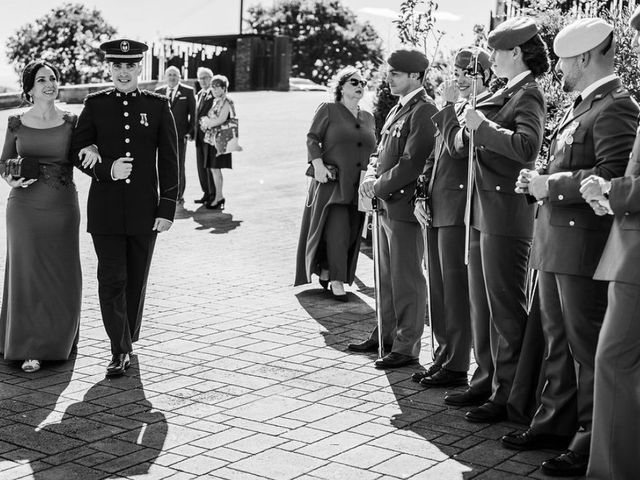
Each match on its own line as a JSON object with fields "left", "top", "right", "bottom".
{"left": 387, "top": 49, "right": 429, "bottom": 73}
{"left": 488, "top": 17, "right": 539, "bottom": 50}
{"left": 554, "top": 18, "right": 614, "bottom": 58}
{"left": 100, "top": 39, "right": 148, "bottom": 62}
{"left": 455, "top": 47, "right": 492, "bottom": 71}
{"left": 630, "top": 6, "right": 640, "bottom": 30}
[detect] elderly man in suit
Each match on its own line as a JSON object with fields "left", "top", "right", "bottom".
{"left": 510, "top": 19, "right": 638, "bottom": 477}
{"left": 411, "top": 48, "right": 493, "bottom": 388}
{"left": 155, "top": 66, "right": 195, "bottom": 205}
{"left": 71, "top": 39, "right": 179, "bottom": 377}
{"left": 580, "top": 7, "right": 640, "bottom": 480}
{"left": 352, "top": 49, "right": 438, "bottom": 369}
{"left": 194, "top": 67, "right": 216, "bottom": 207}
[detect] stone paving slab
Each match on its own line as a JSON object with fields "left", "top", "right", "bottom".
{"left": 0, "top": 92, "right": 582, "bottom": 479}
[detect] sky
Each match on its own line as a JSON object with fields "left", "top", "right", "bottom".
{"left": 0, "top": 0, "right": 495, "bottom": 89}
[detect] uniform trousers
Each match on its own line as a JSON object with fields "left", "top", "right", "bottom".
{"left": 587, "top": 281, "right": 640, "bottom": 480}
{"left": 320, "top": 204, "right": 359, "bottom": 283}
{"left": 195, "top": 138, "right": 215, "bottom": 202}
{"left": 177, "top": 137, "right": 187, "bottom": 202}
{"left": 427, "top": 225, "right": 471, "bottom": 371}
{"left": 368, "top": 214, "right": 425, "bottom": 358}
{"left": 532, "top": 272, "right": 606, "bottom": 454}
{"left": 468, "top": 228, "right": 530, "bottom": 404}
{"left": 92, "top": 234, "right": 157, "bottom": 355}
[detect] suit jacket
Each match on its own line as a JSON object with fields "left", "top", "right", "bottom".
{"left": 428, "top": 91, "right": 491, "bottom": 228}
{"left": 70, "top": 88, "right": 179, "bottom": 235}
{"left": 365, "top": 88, "right": 438, "bottom": 222}
{"left": 595, "top": 127, "right": 640, "bottom": 285}
{"left": 530, "top": 78, "right": 638, "bottom": 276}
{"left": 155, "top": 83, "right": 196, "bottom": 139}
{"left": 195, "top": 89, "right": 214, "bottom": 145}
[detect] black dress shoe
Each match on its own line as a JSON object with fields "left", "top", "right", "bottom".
{"left": 106, "top": 353, "right": 130, "bottom": 377}
{"left": 374, "top": 352, "right": 419, "bottom": 369}
{"left": 419, "top": 368, "right": 468, "bottom": 388}
{"left": 195, "top": 195, "right": 209, "bottom": 204}
{"left": 410, "top": 363, "right": 441, "bottom": 382}
{"left": 319, "top": 279, "right": 329, "bottom": 290}
{"left": 541, "top": 450, "right": 588, "bottom": 477}
{"left": 501, "top": 429, "right": 571, "bottom": 451}
{"left": 444, "top": 389, "right": 490, "bottom": 407}
{"left": 465, "top": 401, "right": 507, "bottom": 423}
{"left": 347, "top": 338, "right": 392, "bottom": 353}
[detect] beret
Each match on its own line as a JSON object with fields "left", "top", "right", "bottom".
{"left": 455, "top": 48, "right": 492, "bottom": 72}
{"left": 630, "top": 6, "right": 640, "bottom": 30}
{"left": 387, "top": 49, "right": 429, "bottom": 73}
{"left": 488, "top": 17, "right": 539, "bottom": 50}
{"left": 554, "top": 18, "right": 613, "bottom": 57}
{"left": 100, "top": 39, "right": 148, "bottom": 62}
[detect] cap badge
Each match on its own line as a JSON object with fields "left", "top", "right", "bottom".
{"left": 120, "top": 41, "right": 130, "bottom": 53}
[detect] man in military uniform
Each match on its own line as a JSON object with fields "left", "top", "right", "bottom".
{"left": 580, "top": 7, "right": 640, "bottom": 479}
{"left": 155, "top": 66, "right": 196, "bottom": 205}
{"left": 412, "top": 48, "right": 492, "bottom": 388}
{"left": 511, "top": 19, "right": 638, "bottom": 477}
{"left": 352, "top": 49, "right": 438, "bottom": 369}
{"left": 71, "top": 39, "right": 179, "bottom": 377}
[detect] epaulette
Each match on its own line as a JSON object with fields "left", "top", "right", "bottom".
{"left": 141, "top": 89, "right": 169, "bottom": 101}
{"left": 611, "top": 86, "right": 631, "bottom": 99}
{"left": 85, "top": 88, "right": 114, "bottom": 100}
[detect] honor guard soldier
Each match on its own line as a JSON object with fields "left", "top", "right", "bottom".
{"left": 352, "top": 49, "right": 438, "bottom": 369}
{"left": 579, "top": 7, "right": 640, "bottom": 479}
{"left": 511, "top": 19, "right": 638, "bottom": 477}
{"left": 71, "top": 39, "right": 179, "bottom": 377}
{"left": 439, "top": 18, "right": 548, "bottom": 423}
{"left": 412, "top": 48, "right": 493, "bottom": 388}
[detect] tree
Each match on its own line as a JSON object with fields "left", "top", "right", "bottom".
{"left": 6, "top": 3, "right": 117, "bottom": 85}
{"left": 246, "top": 0, "right": 383, "bottom": 85}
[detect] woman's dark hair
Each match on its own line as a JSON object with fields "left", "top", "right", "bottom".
{"left": 331, "top": 66, "right": 360, "bottom": 102}
{"left": 21, "top": 60, "right": 60, "bottom": 103}
{"left": 211, "top": 74, "right": 229, "bottom": 91}
{"left": 519, "top": 34, "right": 550, "bottom": 78}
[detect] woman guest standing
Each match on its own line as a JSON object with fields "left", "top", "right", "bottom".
{"left": 438, "top": 18, "right": 548, "bottom": 422}
{"left": 294, "top": 67, "right": 376, "bottom": 301}
{"left": 0, "top": 60, "right": 99, "bottom": 372}
{"left": 200, "top": 74, "right": 234, "bottom": 210}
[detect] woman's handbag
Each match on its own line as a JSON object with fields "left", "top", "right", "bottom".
{"left": 4, "top": 156, "right": 39, "bottom": 179}
{"left": 204, "top": 99, "right": 243, "bottom": 156}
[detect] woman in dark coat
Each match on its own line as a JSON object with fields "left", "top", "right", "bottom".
{"left": 294, "top": 67, "right": 377, "bottom": 301}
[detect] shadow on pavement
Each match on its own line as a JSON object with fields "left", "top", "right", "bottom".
{"left": 176, "top": 205, "right": 242, "bottom": 234}
{"left": 0, "top": 354, "right": 167, "bottom": 478}
{"left": 294, "top": 287, "right": 534, "bottom": 479}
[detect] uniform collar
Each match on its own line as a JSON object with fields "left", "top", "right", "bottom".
{"left": 115, "top": 88, "right": 140, "bottom": 97}
{"left": 398, "top": 86, "right": 424, "bottom": 107}
{"left": 580, "top": 74, "right": 618, "bottom": 102}
{"left": 506, "top": 70, "right": 531, "bottom": 89}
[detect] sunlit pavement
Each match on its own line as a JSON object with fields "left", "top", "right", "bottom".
{"left": 0, "top": 92, "right": 576, "bottom": 479}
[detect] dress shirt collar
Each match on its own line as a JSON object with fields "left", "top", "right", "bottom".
{"left": 506, "top": 70, "right": 532, "bottom": 89}
{"left": 398, "top": 86, "right": 423, "bottom": 107}
{"left": 579, "top": 74, "right": 618, "bottom": 102}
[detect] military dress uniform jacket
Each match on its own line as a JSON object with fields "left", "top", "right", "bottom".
{"left": 71, "top": 88, "right": 179, "bottom": 235}
{"left": 155, "top": 83, "right": 196, "bottom": 138}
{"left": 365, "top": 88, "right": 438, "bottom": 222}
{"left": 442, "top": 74, "right": 545, "bottom": 238}
{"left": 595, "top": 129, "right": 640, "bottom": 285}
{"left": 530, "top": 78, "right": 638, "bottom": 276}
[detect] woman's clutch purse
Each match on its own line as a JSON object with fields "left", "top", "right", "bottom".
{"left": 4, "top": 156, "right": 39, "bottom": 179}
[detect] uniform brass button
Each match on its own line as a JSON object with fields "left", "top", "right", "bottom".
{"left": 569, "top": 220, "right": 575, "bottom": 226}
{"left": 400, "top": 189, "right": 405, "bottom": 194}
{"left": 558, "top": 194, "right": 564, "bottom": 200}
{"left": 125, "top": 138, "right": 130, "bottom": 143}
{"left": 459, "top": 184, "right": 464, "bottom": 189}
{"left": 495, "top": 185, "right": 501, "bottom": 191}
{"left": 625, "top": 212, "right": 630, "bottom": 216}
{"left": 125, "top": 125, "right": 130, "bottom": 130}
{"left": 124, "top": 112, "right": 129, "bottom": 117}
{"left": 125, "top": 179, "right": 131, "bottom": 184}
{"left": 123, "top": 100, "right": 128, "bottom": 106}
{"left": 126, "top": 152, "right": 131, "bottom": 157}
{"left": 538, "top": 200, "right": 544, "bottom": 205}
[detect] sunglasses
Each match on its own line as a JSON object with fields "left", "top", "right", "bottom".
{"left": 347, "top": 78, "right": 367, "bottom": 87}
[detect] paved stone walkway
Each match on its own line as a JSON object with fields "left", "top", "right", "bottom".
{"left": 0, "top": 92, "right": 579, "bottom": 479}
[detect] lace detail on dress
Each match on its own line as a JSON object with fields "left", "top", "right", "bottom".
{"left": 7, "top": 115, "right": 21, "bottom": 133}
{"left": 40, "top": 163, "right": 75, "bottom": 189}
{"left": 62, "top": 112, "right": 77, "bottom": 126}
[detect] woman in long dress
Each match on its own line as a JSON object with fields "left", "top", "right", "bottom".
{"left": 294, "top": 67, "right": 377, "bottom": 301}
{"left": 0, "top": 60, "right": 99, "bottom": 372}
